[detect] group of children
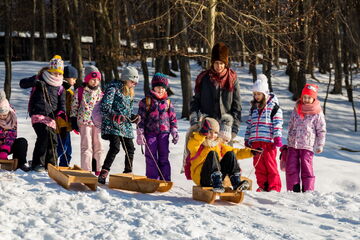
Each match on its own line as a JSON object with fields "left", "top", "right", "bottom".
{"left": 0, "top": 55, "right": 326, "bottom": 193}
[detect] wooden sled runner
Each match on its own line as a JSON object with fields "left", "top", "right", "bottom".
{"left": 0, "top": 158, "right": 18, "bottom": 171}
{"left": 108, "top": 173, "right": 173, "bottom": 193}
{"left": 48, "top": 164, "right": 98, "bottom": 191}
{"left": 192, "top": 176, "right": 252, "bottom": 204}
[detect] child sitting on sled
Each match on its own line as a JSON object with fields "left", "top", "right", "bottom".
{"left": 136, "top": 73, "right": 178, "bottom": 181}
{"left": 186, "top": 116, "right": 260, "bottom": 193}
{"left": 286, "top": 84, "right": 326, "bottom": 192}
{"left": 0, "top": 90, "right": 30, "bottom": 171}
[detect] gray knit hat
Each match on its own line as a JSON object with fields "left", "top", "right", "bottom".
{"left": 121, "top": 66, "right": 139, "bottom": 83}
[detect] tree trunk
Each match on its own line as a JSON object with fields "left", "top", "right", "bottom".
{"left": 331, "top": 0, "right": 342, "bottom": 94}
{"left": 56, "top": 0, "right": 65, "bottom": 57}
{"left": 4, "top": 0, "right": 12, "bottom": 99}
{"left": 206, "top": 0, "right": 216, "bottom": 68}
{"left": 40, "top": 0, "right": 48, "bottom": 61}
{"left": 30, "top": 0, "right": 37, "bottom": 60}
{"left": 178, "top": 6, "right": 192, "bottom": 118}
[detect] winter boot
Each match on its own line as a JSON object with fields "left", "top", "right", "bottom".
{"left": 230, "top": 173, "right": 250, "bottom": 192}
{"left": 211, "top": 171, "right": 225, "bottom": 193}
{"left": 98, "top": 169, "right": 109, "bottom": 184}
{"left": 293, "top": 183, "right": 301, "bottom": 193}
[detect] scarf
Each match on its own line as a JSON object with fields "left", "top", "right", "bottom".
{"left": 296, "top": 99, "right": 322, "bottom": 119}
{"left": 0, "top": 108, "right": 17, "bottom": 130}
{"left": 42, "top": 71, "right": 63, "bottom": 87}
{"left": 194, "top": 68, "right": 237, "bottom": 93}
{"left": 150, "top": 90, "right": 168, "bottom": 100}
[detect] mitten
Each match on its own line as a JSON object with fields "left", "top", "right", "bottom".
{"left": 199, "top": 119, "right": 212, "bottom": 136}
{"left": 0, "top": 151, "right": 8, "bottom": 160}
{"left": 136, "top": 128, "right": 145, "bottom": 145}
{"left": 112, "top": 114, "right": 126, "bottom": 124}
{"left": 274, "top": 137, "right": 283, "bottom": 147}
{"left": 251, "top": 147, "right": 263, "bottom": 156}
{"left": 70, "top": 117, "right": 79, "bottom": 132}
{"left": 130, "top": 114, "right": 141, "bottom": 124}
{"left": 315, "top": 147, "right": 323, "bottom": 154}
{"left": 171, "top": 129, "right": 179, "bottom": 144}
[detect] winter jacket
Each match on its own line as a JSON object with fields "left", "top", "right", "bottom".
{"left": 138, "top": 91, "right": 177, "bottom": 135}
{"left": 101, "top": 81, "right": 134, "bottom": 138}
{"left": 190, "top": 70, "right": 241, "bottom": 134}
{"left": 19, "top": 75, "right": 65, "bottom": 118}
{"left": 71, "top": 86, "right": 103, "bottom": 126}
{"left": 56, "top": 87, "right": 74, "bottom": 132}
{"left": 187, "top": 132, "right": 253, "bottom": 186}
{"left": 245, "top": 93, "right": 283, "bottom": 144}
{"left": 287, "top": 110, "right": 326, "bottom": 152}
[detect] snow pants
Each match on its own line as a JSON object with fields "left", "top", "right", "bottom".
{"left": 286, "top": 147, "right": 315, "bottom": 192}
{"left": 251, "top": 141, "right": 281, "bottom": 192}
{"left": 79, "top": 124, "right": 103, "bottom": 172}
{"left": 200, "top": 151, "right": 241, "bottom": 187}
{"left": 57, "top": 132, "right": 72, "bottom": 167}
{"left": 32, "top": 123, "right": 58, "bottom": 169}
{"left": 10, "top": 137, "right": 28, "bottom": 167}
{"left": 145, "top": 133, "right": 171, "bottom": 181}
{"left": 101, "top": 135, "right": 135, "bottom": 173}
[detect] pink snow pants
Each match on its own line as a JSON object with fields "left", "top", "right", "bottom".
{"left": 251, "top": 141, "right": 282, "bottom": 192}
{"left": 79, "top": 124, "right": 103, "bottom": 172}
{"left": 286, "top": 147, "right": 315, "bottom": 192}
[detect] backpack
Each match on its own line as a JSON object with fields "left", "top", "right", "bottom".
{"left": 250, "top": 102, "right": 279, "bottom": 121}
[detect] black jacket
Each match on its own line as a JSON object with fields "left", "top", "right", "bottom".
{"left": 190, "top": 72, "right": 242, "bottom": 134}
{"left": 20, "top": 75, "right": 65, "bottom": 118}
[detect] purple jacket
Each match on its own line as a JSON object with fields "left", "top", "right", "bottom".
{"left": 138, "top": 92, "right": 177, "bottom": 134}
{"left": 287, "top": 109, "right": 326, "bottom": 152}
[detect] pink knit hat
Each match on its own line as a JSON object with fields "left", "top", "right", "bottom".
{"left": 0, "top": 90, "right": 10, "bottom": 115}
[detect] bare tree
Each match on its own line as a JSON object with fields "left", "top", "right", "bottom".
{"left": 3, "top": 0, "right": 13, "bottom": 99}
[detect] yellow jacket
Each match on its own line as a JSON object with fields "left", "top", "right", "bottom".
{"left": 187, "top": 132, "right": 253, "bottom": 186}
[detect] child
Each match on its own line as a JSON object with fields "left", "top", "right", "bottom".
{"left": 0, "top": 90, "right": 30, "bottom": 171}
{"left": 56, "top": 65, "right": 78, "bottom": 166}
{"left": 20, "top": 55, "right": 66, "bottom": 172}
{"left": 244, "top": 74, "right": 283, "bottom": 192}
{"left": 70, "top": 65, "right": 103, "bottom": 174}
{"left": 136, "top": 73, "right": 178, "bottom": 181}
{"left": 187, "top": 117, "right": 257, "bottom": 193}
{"left": 97, "top": 67, "right": 140, "bottom": 184}
{"left": 286, "top": 84, "right": 326, "bottom": 192}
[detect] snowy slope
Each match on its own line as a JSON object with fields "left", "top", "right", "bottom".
{"left": 0, "top": 61, "right": 359, "bottom": 240}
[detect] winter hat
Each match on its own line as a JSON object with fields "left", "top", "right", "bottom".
{"left": 211, "top": 42, "right": 229, "bottom": 67}
{"left": 84, "top": 65, "right": 101, "bottom": 83}
{"left": 64, "top": 65, "right": 78, "bottom": 79}
{"left": 0, "top": 90, "right": 10, "bottom": 115}
{"left": 121, "top": 66, "right": 139, "bottom": 83}
{"left": 301, "top": 84, "right": 318, "bottom": 99}
{"left": 201, "top": 117, "right": 220, "bottom": 133}
{"left": 151, "top": 73, "right": 169, "bottom": 89}
{"left": 252, "top": 74, "right": 269, "bottom": 95}
{"left": 48, "top": 55, "right": 64, "bottom": 75}
{"left": 218, "top": 114, "right": 233, "bottom": 142}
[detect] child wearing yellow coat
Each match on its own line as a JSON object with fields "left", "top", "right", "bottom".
{"left": 187, "top": 117, "right": 259, "bottom": 192}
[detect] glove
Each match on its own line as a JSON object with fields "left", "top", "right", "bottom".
{"left": 70, "top": 117, "right": 79, "bottom": 132}
{"left": 136, "top": 128, "right": 145, "bottom": 145}
{"left": 244, "top": 140, "right": 251, "bottom": 148}
{"left": 0, "top": 151, "right": 8, "bottom": 160}
{"left": 112, "top": 114, "right": 126, "bottom": 124}
{"left": 274, "top": 137, "right": 283, "bottom": 147}
{"left": 199, "top": 119, "right": 212, "bottom": 136}
{"left": 56, "top": 110, "right": 67, "bottom": 122}
{"left": 130, "top": 114, "right": 141, "bottom": 124}
{"left": 251, "top": 147, "right": 263, "bottom": 156}
{"left": 171, "top": 129, "right": 179, "bottom": 144}
{"left": 315, "top": 147, "right": 323, "bottom": 154}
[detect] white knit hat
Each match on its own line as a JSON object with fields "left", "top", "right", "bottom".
{"left": 219, "top": 114, "right": 233, "bottom": 142}
{"left": 121, "top": 66, "right": 139, "bottom": 83}
{"left": 252, "top": 74, "right": 269, "bottom": 95}
{"left": 0, "top": 90, "right": 10, "bottom": 115}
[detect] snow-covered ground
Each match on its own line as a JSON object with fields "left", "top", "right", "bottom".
{"left": 0, "top": 61, "right": 359, "bottom": 240}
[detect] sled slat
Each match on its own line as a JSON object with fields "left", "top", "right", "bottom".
{"left": 0, "top": 158, "right": 18, "bottom": 171}
{"left": 192, "top": 186, "right": 246, "bottom": 204}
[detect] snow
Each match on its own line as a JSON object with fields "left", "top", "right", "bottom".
{"left": 0, "top": 60, "right": 359, "bottom": 240}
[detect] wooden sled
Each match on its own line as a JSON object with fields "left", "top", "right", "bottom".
{"left": 192, "top": 176, "right": 252, "bottom": 204}
{"left": 0, "top": 158, "right": 18, "bottom": 171}
{"left": 108, "top": 173, "right": 173, "bottom": 193}
{"left": 48, "top": 164, "right": 98, "bottom": 191}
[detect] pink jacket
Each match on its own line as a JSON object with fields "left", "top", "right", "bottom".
{"left": 287, "top": 110, "right": 326, "bottom": 152}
